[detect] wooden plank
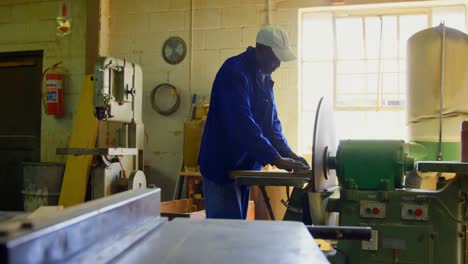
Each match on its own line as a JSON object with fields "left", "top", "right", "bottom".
{"left": 230, "top": 169, "right": 312, "bottom": 178}
{"left": 247, "top": 200, "right": 255, "bottom": 220}
{"left": 0, "top": 221, "right": 22, "bottom": 236}
{"left": 160, "top": 199, "right": 194, "bottom": 213}
{"left": 85, "top": 0, "right": 99, "bottom": 74}
{"left": 179, "top": 171, "right": 202, "bottom": 177}
{"left": 0, "top": 60, "right": 36, "bottom": 67}
{"left": 59, "top": 75, "right": 98, "bottom": 206}
{"left": 28, "top": 206, "right": 64, "bottom": 220}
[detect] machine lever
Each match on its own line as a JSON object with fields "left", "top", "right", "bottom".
{"left": 280, "top": 199, "right": 303, "bottom": 213}
{"left": 307, "top": 226, "right": 372, "bottom": 241}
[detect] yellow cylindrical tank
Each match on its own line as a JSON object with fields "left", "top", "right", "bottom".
{"left": 407, "top": 25, "right": 468, "bottom": 162}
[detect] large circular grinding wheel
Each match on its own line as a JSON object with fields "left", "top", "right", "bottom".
{"left": 305, "top": 97, "right": 338, "bottom": 192}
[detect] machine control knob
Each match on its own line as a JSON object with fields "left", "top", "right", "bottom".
{"left": 415, "top": 208, "right": 423, "bottom": 217}
{"left": 372, "top": 207, "right": 380, "bottom": 215}
{"left": 366, "top": 208, "right": 372, "bottom": 214}
{"left": 407, "top": 209, "right": 414, "bottom": 215}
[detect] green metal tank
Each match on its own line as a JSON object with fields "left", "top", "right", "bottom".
{"left": 407, "top": 25, "right": 468, "bottom": 163}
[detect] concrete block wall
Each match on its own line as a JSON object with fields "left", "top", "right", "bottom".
{"left": 106, "top": 0, "right": 192, "bottom": 201}
{"left": 0, "top": 0, "right": 87, "bottom": 163}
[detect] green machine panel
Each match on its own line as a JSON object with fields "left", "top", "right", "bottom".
{"left": 330, "top": 181, "right": 466, "bottom": 264}
{"left": 336, "top": 224, "right": 434, "bottom": 264}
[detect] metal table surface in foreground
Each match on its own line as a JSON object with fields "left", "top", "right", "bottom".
{"left": 115, "top": 218, "right": 329, "bottom": 264}
{"left": 0, "top": 189, "right": 163, "bottom": 263}
{"left": 1, "top": 188, "right": 329, "bottom": 264}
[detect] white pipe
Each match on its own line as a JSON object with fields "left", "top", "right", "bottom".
{"left": 437, "top": 22, "right": 446, "bottom": 161}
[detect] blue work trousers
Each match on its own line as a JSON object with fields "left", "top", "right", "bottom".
{"left": 202, "top": 177, "right": 250, "bottom": 219}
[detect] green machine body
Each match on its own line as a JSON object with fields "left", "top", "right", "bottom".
{"left": 334, "top": 140, "right": 414, "bottom": 190}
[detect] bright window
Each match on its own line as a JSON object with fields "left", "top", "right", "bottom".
{"left": 299, "top": 4, "right": 466, "bottom": 154}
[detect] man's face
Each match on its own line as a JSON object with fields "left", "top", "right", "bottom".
{"left": 257, "top": 46, "right": 281, "bottom": 75}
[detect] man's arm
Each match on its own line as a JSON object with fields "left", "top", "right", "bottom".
{"left": 269, "top": 100, "right": 310, "bottom": 168}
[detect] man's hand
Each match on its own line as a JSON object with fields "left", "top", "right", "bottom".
{"left": 287, "top": 152, "right": 310, "bottom": 169}
{"left": 271, "top": 156, "right": 309, "bottom": 172}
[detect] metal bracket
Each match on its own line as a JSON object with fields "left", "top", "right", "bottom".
{"left": 56, "top": 148, "right": 139, "bottom": 156}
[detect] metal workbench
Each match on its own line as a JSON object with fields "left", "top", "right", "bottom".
{"left": 0, "top": 188, "right": 329, "bottom": 264}
{"left": 115, "top": 218, "right": 328, "bottom": 264}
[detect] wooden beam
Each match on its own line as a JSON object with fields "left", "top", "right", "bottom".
{"left": 0, "top": 61, "right": 36, "bottom": 68}
{"left": 85, "top": 0, "right": 100, "bottom": 74}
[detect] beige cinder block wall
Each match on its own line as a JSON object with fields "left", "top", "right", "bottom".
{"left": 0, "top": 0, "right": 88, "bottom": 163}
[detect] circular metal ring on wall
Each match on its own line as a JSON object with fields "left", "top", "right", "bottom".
{"left": 150, "top": 83, "right": 181, "bottom": 116}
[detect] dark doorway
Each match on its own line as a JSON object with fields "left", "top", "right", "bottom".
{"left": 0, "top": 50, "right": 43, "bottom": 211}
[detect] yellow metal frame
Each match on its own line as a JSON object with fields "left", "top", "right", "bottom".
{"left": 59, "top": 75, "right": 98, "bottom": 206}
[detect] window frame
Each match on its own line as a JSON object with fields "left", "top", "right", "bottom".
{"left": 299, "top": 4, "right": 466, "bottom": 112}
{"left": 297, "top": 3, "right": 467, "bottom": 154}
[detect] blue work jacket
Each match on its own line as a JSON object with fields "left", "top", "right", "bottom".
{"left": 198, "top": 46, "right": 292, "bottom": 183}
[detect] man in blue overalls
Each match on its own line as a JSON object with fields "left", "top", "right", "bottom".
{"left": 198, "top": 25, "right": 309, "bottom": 219}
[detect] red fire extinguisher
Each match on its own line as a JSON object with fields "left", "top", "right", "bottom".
{"left": 41, "top": 62, "right": 65, "bottom": 116}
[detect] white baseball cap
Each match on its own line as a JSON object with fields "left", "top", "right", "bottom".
{"left": 256, "top": 25, "right": 296, "bottom": 62}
